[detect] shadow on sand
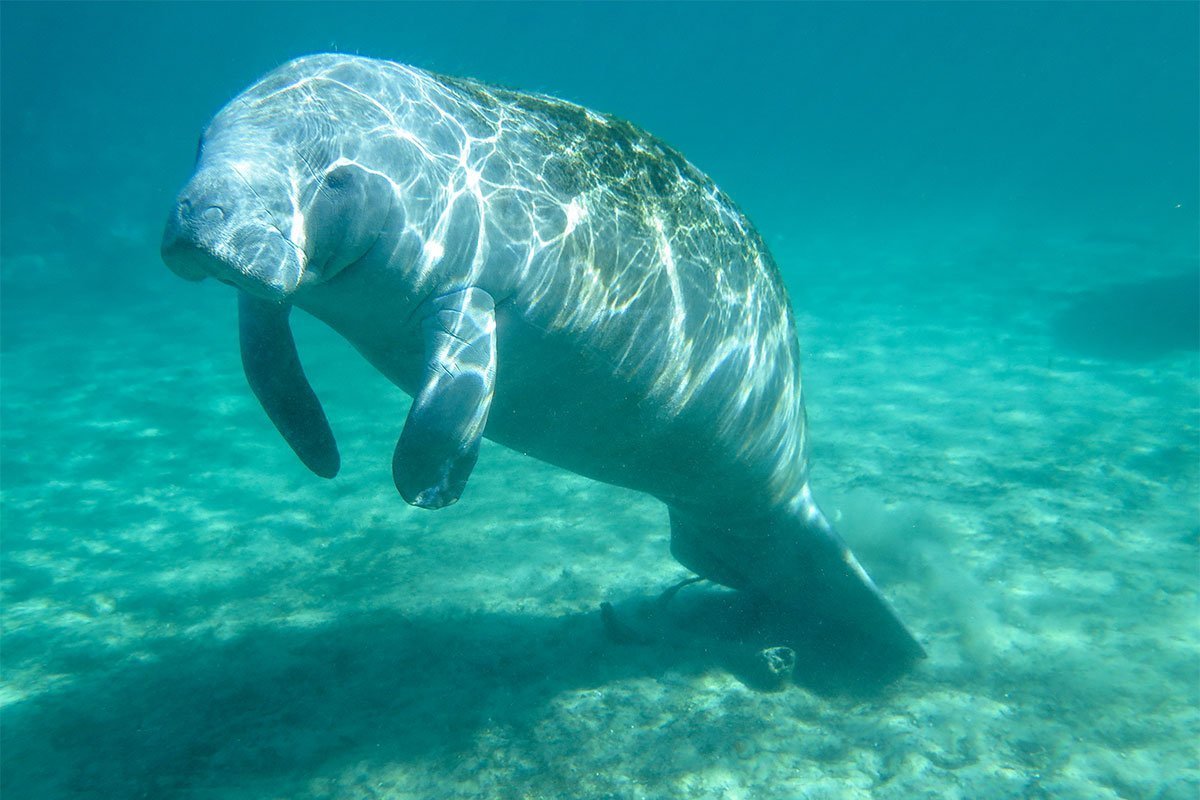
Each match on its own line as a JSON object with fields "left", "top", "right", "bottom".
{"left": 1051, "top": 271, "right": 1200, "bottom": 361}
{"left": 2, "top": 586, "right": 915, "bottom": 799}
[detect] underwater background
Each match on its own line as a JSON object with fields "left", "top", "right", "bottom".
{"left": 2, "top": 2, "right": 1197, "bottom": 798}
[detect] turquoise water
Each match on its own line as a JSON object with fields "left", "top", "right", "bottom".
{"left": 2, "top": 3, "right": 1197, "bottom": 798}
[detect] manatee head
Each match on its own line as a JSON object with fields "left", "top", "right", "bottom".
{"left": 162, "top": 63, "right": 399, "bottom": 302}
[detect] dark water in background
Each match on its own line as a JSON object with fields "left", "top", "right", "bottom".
{"left": 2, "top": 3, "right": 1198, "bottom": 799}
{"left": 3, "top": 2, "right": 1196, "bottom": 289}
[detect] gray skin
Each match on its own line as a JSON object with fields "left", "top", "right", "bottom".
{"left": 162, "top": 54, "right": 925, "bottom": 665}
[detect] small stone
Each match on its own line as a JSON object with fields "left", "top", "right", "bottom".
{"left": 761, "top": 646, "right": 796, "bottom": 678}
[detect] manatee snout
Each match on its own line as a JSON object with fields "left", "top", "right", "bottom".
{"left": 162, "top": 170, "right": 305, "bottom": 302}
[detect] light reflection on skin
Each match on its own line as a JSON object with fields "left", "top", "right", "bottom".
{"left": 189, "top": 54, "right": 808, "bottom": 509}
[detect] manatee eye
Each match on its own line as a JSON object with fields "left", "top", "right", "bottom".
{"left": 194, "top": 134, "right": 204, "bottom": 166}
{"left": 324, "top": 169, "right": 349, "bottom": 191}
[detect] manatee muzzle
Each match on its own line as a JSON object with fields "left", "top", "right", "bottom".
{"left": 161, "top": 176, "right": 306, "bottom": 302}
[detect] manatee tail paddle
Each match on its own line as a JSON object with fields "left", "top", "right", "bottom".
{"left": 668, "top": 497, "right": 926, "bottom": 668}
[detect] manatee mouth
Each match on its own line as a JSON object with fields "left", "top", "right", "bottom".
{"left": 162, "top": 213, "right": 307, "bottom": 303}
{"left": 231, "top": 227, "right": 307, "bottom": 301}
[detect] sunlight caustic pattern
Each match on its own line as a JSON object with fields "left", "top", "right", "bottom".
{"left": 192, "top": 54, "right": 810, "bottom": 505}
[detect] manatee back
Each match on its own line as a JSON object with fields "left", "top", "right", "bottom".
{"left": 426, "top": 71, "right": 810, "bottom": 508}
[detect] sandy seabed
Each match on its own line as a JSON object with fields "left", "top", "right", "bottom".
{"left": 2, "top": 229, "right": 1197, "bottom": 800}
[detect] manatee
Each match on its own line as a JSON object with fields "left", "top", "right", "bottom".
{"left": 161, "top": 54, "right": 925, "bottom": 666}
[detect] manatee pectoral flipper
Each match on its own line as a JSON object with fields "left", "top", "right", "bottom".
{"left": 669, "top": 502, "right": 926, "bottom": 666}
{"left": 393, "top": 288, "right": 497, "bottom": 509}
{"left": 238, "top": 291, "right": 340, "bottom": 478}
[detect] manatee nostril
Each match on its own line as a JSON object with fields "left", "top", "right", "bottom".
{"left": 201, "top": 205, "right": 226, "bottom": 224}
